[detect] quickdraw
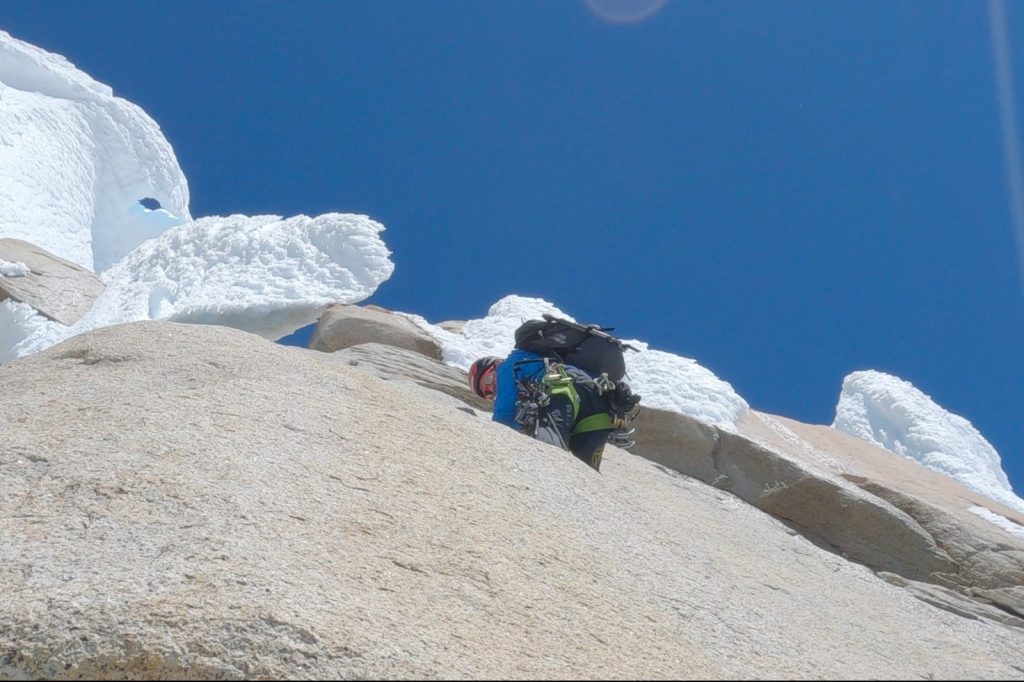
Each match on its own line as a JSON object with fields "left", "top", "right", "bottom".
{"left": 513, "top": 358, "right": 581, "bottom": 429}
{"left": 512, "top": 357, "right": 640, "bottom": 449}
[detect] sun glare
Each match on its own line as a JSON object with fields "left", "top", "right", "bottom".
{"left": 989, "top": 0, "right": 1024, "bottom": 297}
{"left": 584, "top": 0, "right": 668, "bottom": 25}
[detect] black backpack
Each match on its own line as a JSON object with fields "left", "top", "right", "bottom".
{"left": 513, "top": 314, "right": 636, "bottom": 381}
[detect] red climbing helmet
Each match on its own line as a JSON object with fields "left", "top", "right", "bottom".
{"left": 468, "top": 356, "right": 501, "bottom": 399}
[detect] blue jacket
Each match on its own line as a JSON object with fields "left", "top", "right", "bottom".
{"left": 492, "top": 349, "right": 548, "bottom": 428}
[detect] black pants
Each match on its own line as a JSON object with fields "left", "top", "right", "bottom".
{"left": 533, "top": 392, "right": 612, "bottom": 472}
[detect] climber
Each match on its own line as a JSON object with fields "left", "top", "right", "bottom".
{"left": 468, "top": 348, "right": 640, "bottom": 472}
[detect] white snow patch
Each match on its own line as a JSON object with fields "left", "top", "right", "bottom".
{"left": 0, "top": 259, "right": 30, "bottom": 277}
{"left": 968, "top": 506, "right": 1024, "bottom": 540}
{"left": 0, "top": 299, "right": 52, "bottom": 364}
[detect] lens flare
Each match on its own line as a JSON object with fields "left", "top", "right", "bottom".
{"left": 584, "top": 0, "right": 668, "bottom": 24}
{"left": 989, "top": 0, "right": 1024, "bottom": 296}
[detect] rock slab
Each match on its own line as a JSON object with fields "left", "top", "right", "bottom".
{"left": 0, "top": 238, "right": 105, "bottom": 326}
{"left": 309, "top": 303, "right": 443, "bottom": 360}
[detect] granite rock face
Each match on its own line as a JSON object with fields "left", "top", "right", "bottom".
{"left": 0, "top": 238, "right": 105, "bottom": 326}
{"left": 627, "top": 403, "right": 1024, "bottom": 626}
{"left": 437, "top": 319, "right": 466, "bottom": 334}
{"left": 3, "top": 322, "right": 1024, "bottom": 679}
{"left": 329, "top": 342, "right": 492, "bottom": 413}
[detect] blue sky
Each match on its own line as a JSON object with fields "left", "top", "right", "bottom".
{"left": 4, "top": 1, "right": 1023, "bottom": 493}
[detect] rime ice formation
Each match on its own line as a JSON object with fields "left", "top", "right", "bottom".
{"left": 0, "top": 30, "right": 191, "bottom": 272}
{"left": 834, "top": 370, "right": 1024, "bottom": 514}
{"left": 0, "top": 31, "right": 394, "bottom": 362}
{"left": 7, "top": 214, "right": 394, "bottom": 359}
